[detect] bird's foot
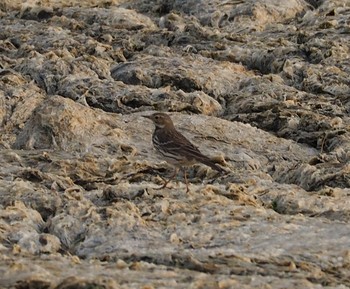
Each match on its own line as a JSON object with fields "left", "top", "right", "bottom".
{"left": 155, "top": 184, "right": 169, "bottom": 190}
{"left": 155, "top": 173, "right": 190, "bottom": 193}
{"left": 155, "top": 177, "right": 171, "bottom": 190}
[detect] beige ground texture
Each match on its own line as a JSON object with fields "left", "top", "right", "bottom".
{"left": 0, "top": 0, "right": 350, "bottom": 288}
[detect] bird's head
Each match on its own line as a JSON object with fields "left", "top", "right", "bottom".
{"left": 143, "top": 113, "right": 174, "bottom": 129}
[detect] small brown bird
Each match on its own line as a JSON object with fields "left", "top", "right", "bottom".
{"left": 143, "top": 112, "right": 224, "bottom": 192}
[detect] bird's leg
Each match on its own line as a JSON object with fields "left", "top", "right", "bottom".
{"left": 157, "top": 167, "right": 179, "bottom": 190}
{"left": 183, "top": 168, "right": 190, "bottom": 193}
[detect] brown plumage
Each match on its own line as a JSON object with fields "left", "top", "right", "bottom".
{"left": 143, "top": 112, "right": 224, "bottom": 192}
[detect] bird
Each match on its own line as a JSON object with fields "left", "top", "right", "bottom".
{"left": 143, "top": 112, "right": 225, "bottom": 192}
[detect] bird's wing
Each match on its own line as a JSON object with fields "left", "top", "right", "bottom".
{"left": 154, "top": 128, "right": 224, "bottom": 172}
{"left": 160, "top": 128, "right": 208, "bottom": 161}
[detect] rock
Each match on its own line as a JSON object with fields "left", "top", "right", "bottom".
{"left": 0, "top": 0, "right": 350, "bottom": 288}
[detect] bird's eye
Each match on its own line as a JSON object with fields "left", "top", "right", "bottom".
{"left": 155, "top": 116, "right": 159, "bottom": 119}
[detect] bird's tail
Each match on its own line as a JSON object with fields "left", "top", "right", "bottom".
{"left": 197, "top": 156, "right": 226, "bottom": 173}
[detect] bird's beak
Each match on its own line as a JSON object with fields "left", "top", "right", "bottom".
{"left": 142, "top": 115, "right": 152, "bottom": 119}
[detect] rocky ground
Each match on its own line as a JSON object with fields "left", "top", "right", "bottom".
{"left": 0, "top": 0, "right": 350, "bottom": 288}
